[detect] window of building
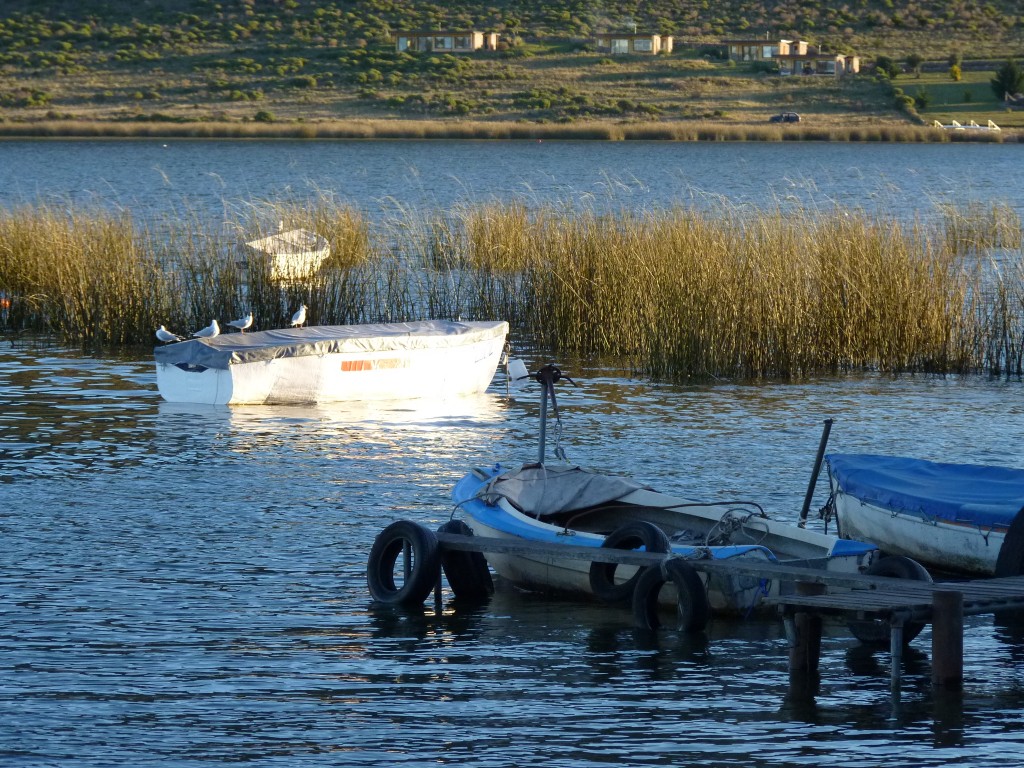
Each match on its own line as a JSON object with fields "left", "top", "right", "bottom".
{"left": 397, "top": 37, "right": 410, "bottom": 51}
{"left": 434, "top": 37, "right": 450, "bottom": 49}
{"left": 454, "top": 36, "right": 471, "bottom": 49}
{"left": 611, "top": 38, "right": 629, "bottom": 54}
{"left": 634, "top": 39, "right": 653, "bottom": 52}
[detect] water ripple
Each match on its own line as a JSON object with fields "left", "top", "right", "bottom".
{"left": 2, "top": 342, "right": 1024, "bottom": 766}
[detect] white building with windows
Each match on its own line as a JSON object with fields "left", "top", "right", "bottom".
{"left": 594, "top": 32, "right": 672, "bottom": 55}
{"left": 395, "top": 31, "right": 497, "bottom": 53}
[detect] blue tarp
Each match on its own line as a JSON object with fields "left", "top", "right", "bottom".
{"left": 826, "top": 453, "right": 1024, "bottom": 527}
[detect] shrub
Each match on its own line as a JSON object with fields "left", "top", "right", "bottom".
{"left": 991, "top": 60, "right": 1023, "bottom": 100}
{"left": 874, "top": 55, "right": 900, "bottom": 79}
{"left": 253, "top": 110, "right": 275, "bottom": 122}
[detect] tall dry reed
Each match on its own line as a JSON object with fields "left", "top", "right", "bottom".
{"left": 2, "top": 200, "right": 1022, "bottom": 380}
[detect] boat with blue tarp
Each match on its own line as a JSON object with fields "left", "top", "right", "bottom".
{"left": 825, "top": 453, "right": 1024, "bottom": 576}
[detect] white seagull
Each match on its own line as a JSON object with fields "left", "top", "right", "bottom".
{"left": 289, "top": 304, "right": 307, "bottom": 328}
{"left": 192, "top": 319, "right": 220, "bottom": 339}
{"left": 227, "top": 311, "right": 253, "bottom": 333}
{"left": 155, "top": 325, "right": 184, "bottom": 343}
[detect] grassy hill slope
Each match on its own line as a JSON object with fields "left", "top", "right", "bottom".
{"left": 1, "top": 1, "right": 1021, "bottom": 133}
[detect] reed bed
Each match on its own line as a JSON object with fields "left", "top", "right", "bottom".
{"left": 2, "top": 200, "right": 1023, "bottom": 380}
{"left": 0, "top": 119, "right": 1019, "bottom": 144}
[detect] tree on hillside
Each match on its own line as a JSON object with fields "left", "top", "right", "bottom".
{"left": 991, "top": 60, "right": 1024, "bottom": 100}
{"left": 874, "top": 55, "right": 900, "bottom": 79}
{"left": 905, "top": 52, "right": 924, "bottom": 77}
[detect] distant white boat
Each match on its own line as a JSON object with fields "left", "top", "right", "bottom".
{"left": 154, "top": 319, "right": 509, "bottom": 405}
{"left": 242, "top": 228, "right": 330, "bottom": 280}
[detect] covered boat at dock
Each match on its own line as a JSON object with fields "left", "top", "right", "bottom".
{"left": 825, "top": 453, "right": 1024, "bottom": 576}
{"left": 155, "top": 319, "right": 508, "bottom": 405}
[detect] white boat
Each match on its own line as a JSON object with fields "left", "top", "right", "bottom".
{"left": 444, "top": 366, "right": 881, "bottom": 624}
{"left": 154, "top": 319, "right": 509, "bottom": 405}
{"left": 242, "top": 228, "right": 330, "bottom": 280}
{"left": 825, "top": 453, "right": 1024, "bottom": 576}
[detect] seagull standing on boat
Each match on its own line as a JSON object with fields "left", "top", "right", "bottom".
{"left": 227, "top": 311, "right": 253, "bottom": 333}
{"left": 289, "top": 304, "right": 307, "bottom": 328}
{"left": 155, "top": 325, "right": 184, "bottom": 343}
{"left": 192, "top": 319, "right": 220, "bottom": 339}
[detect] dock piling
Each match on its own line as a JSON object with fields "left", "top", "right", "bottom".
{"left": 931, "top": 590, "right": 964, "bottom": 691}
{"left": 788, "top": 581, "right": 826, "bottom": 676}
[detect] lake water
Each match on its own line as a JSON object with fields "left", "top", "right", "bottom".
{"left": 2, "top": 139, "right": 1023, "bottom": 225}
{"left": 2, "top": 141, "right": 1024, "bottom": 766}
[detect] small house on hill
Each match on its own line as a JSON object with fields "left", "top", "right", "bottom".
{"left": 723, "top": 38, "right": 808, "bottom": 63}
{"left": 395, "top": 31, "right": 497, "bottom": 53}
{"left": 594, "top": 32, "right": 672, "bottom": 55}
{"left": 777, "top": 52, "right": 859, "bottom": 77}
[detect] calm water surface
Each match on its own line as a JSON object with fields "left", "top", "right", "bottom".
{"left": 2, "top": 141, "right": 1024, "bottom": 765}
{"left": 2, "top": 342, "right": 1023, "bottom": 767}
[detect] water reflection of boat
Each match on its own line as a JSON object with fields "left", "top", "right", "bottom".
{"left": 154, "top": 320, "right": 509, "bottom": 405}
{"left": 825, "top": 453, "right": 1024, "bottom": 576}
{"left": 160, "top": 390, "right": 506, "bottom": 426}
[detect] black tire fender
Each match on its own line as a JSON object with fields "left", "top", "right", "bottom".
{"left": 632, "top": 558, "right": 710, "bottom": 633}
{"left": 437, "top": 519, "right": 494, "bottom": 602}
{"left": 367, "top": 520, "right": 441, "bottom": 606}
{"left": 995, "top": 506, "right": 1024, "bottom": 577}
{"left": 589, "top": 521, "right": 671, "bottom": 604}
{"left": 848, "top": 554, "right": 933, "bottom": 646}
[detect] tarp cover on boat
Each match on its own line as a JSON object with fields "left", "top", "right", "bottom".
{"left": 477, "top": 463, "right": 650, "bottom": 520}
{"left": 154, "top": 320, "right": 508, "bottom": 371}
{"left": 827, "top": 453, "right": 1024, "bottom": 527}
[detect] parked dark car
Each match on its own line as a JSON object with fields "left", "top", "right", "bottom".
{"left": 769, "top": 112, "right": 802, "bottom": 123}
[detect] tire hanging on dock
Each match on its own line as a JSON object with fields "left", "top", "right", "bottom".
{"left": 366, "top": 520, "right": 441, "bottom": 607}
{"left": 632, "top": 558, "right": 710, "bottom": 633}
{"left": 437, "top": 519, "right": 494, "bottom": 602}
{"left": 847, "top": 554, "right": 933, "bottom": 646}
{"left": 995, "top": 506, "right": 1024, "bottom": 577}
{"left": 589, "top": 521, "right": 672, "bottom": 604}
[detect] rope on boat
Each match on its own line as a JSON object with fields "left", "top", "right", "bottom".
{"left": 707, "top": 508, "right": 770, "bottom": 547}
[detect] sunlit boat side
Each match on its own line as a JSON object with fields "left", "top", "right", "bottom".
{"left": 155, "top": 319, "right": 509, "bottom": 405}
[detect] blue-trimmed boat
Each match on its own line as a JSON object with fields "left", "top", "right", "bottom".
{"left": 448, "top": 365, "right": 880, "bottom": 619}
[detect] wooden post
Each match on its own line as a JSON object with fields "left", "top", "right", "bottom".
{"left": 890, "top": 619, "right": 904, "bottom": 691}
{"left": 789, "top": 581, "right": 826, "bottom": 676}
{"left": 434, "top": 566, "right": 443, "bottom": 613}
{"left": 932, "top": 590, "right": 964, "bottom": 691}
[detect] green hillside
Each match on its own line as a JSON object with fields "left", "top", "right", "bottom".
{"left": 1, "top": 0, "right": 1021, "bottom": 133}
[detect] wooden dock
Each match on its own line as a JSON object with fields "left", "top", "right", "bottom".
{"left": 433, "top": 531, "right": 1024, "bottom": 692}
{"left": 766, "top": 574, "right": 1024, "bottom": 691}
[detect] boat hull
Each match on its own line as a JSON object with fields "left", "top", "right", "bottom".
{"left": 155, "top": 320, "right": 508, "bottom": 405}
{"left": 831, "top": 491, "right": 1002, "bottom": 576}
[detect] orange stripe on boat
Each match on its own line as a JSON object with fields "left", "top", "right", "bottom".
{"left": 341, "top": 358, "right": 407, "bottom": 372}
